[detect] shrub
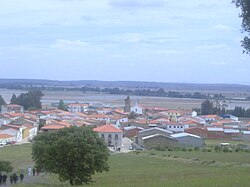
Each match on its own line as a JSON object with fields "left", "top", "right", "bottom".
{"left": 194, "top": 147, "right": 200, "bottom": 151}
{"left": 181, "top": 147, "right": 187, "bottom": 152}
{"left": 214, "top": 145, "right": 222, "bottom": 152}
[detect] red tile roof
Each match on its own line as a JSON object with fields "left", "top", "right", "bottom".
{"left": 93, "top": 124, "right": 122, "bottom": 133}
{"left": 0, "top": 134, "right": 15, "bottom": 139}
{"left": 41, "top": 125, "right": 66, "bottom": 130}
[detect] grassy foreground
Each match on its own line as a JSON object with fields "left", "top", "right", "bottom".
{"left": 1, "top": 144, "right": 250, "bottom": 187}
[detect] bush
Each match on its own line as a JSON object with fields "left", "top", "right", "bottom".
{"left": 181, "top": 147, "right": 187, "bottom": 152}
{"left": 201, "top": 148, "right": 207, "bottom": 152}
{"left": 174, "top": 147, "right": 180, "bottom": 151}
{"left": 188, "top": 148, "right": 193, "bottom": 152}
{"left": 194, "top": 147, "right": 200, "bottom": 151}
{"left": 214, "top": 145, "right": 222, "bottom": 152}
{"left": 154, "top": 145, "right": 166, "bottom": 151}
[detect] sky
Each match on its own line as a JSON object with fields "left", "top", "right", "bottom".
{"left": 0, "top": 0, "right": 249, "bottom": 84}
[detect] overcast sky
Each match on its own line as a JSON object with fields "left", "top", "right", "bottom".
{"left": 0, "top": 0, "right": 249, "bottom": 84}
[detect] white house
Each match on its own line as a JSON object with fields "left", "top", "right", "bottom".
{"left": 164, "top": 122, "right": 189, "bottom": 133}
{"left": 115, "top": 117, "right": 129, "bottom": 127}
{"left": 0, "top": 134, "right": 15, "bottom": 145}
{"left": 67, "top": 103, "right": 89, "bottom": 113}
{"left": 0, "top": 126, "right": 23, "bottom": 142}
{"left": 130, "top": 103, "right": 144, "bottom": 115}
{"left": 93, "top": 124, "right": 123, "bottom": 148}
{"left": 1, "top": 104, "right": 24, "bottom": 114}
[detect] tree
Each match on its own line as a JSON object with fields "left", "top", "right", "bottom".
{"left": 0, "top": 95, "right": 6, "bottom": 106}
{"left": 128, "top": 111, "right": 137, "bottom": 119}
{"left": 10, "top": 94, "right": 18, "bottom": 104}
{"left": 0, "top": 161, "right": 13, "bottom": 173}
{"left": 32, "top": 126, "right": 109, "bottom": 185}
{"left": 232, "top": 0, "right": 250, "bottom": 54}
{"left": 201, "top": 99, "right": 214, "bottom": 115}
{"left": 16, "top": 90, "right": 44, "bottom": 110}
{"left": 58, "top": 99, "right": 67, "bottom": 111}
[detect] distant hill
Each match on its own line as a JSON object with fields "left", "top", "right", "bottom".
{"left": 0, "top": 78, "right": 250, "bottom": 92}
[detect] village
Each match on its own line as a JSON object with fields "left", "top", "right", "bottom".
{"left": 0, "top": 95, "right": 250, "bottom": 151}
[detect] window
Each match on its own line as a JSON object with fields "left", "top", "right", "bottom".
{"left": 101, "top": 134, "right": 105, "bottom": 139}
{"left": 181, "top": 126, "right": 183, "bottom": 128}
{"left": 174, "top": 126, "right": 176, "bottom": 128}
{"left": 169, "top": 126, "right": 171, "bottom": 128}
{"left": 108, "top": 134, "right": 112, "bottom": 139}
{"left": 115, "top": 134, "right": 118, "bottom": 140}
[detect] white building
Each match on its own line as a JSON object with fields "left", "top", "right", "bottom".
{"left": 67, "top": 103, "right": 89, "bottom": 113}
{"left": 164, "top": 122, "right": 189, "bottom": 133}
{"left": 1, "top": 104, "right": 24, "bottom": 114}
{"left": 130, "top": 103, "right": 144, "bottom": 115}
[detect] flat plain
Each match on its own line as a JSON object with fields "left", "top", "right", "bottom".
{"left": 2, "top": 89, "right": 250, "bottom": 110}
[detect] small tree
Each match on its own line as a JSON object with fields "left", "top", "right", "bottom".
{"left": 10, "top": 94, "right": 18, "bottom": 104}
{"left": 58, "top": 99, "right": 67, "bottom": 111}
{"left": 0, "top": 95, "right": 6, "bottom": 106}
{"left": 201, "top": 99, "right": 214, "bottom": 115}
{"left": 0, "top": 161, "right": 13, "bottom": 173}
{"left": 128, "top": 111, "right": 137, "bottom": 119}
{"left": 32, "top": 126, "right": 109, "bottom": 185}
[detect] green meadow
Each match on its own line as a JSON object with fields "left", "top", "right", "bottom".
{"left": 1, "top": 143, "right": 250, "bottom": 187}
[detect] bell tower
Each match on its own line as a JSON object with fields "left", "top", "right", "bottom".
{"left": 124, "top": 95, "right": 131, "bottom": 113}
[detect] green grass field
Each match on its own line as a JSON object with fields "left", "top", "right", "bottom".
{"left": 1, "top": 144, "right": 250, "bottom": 187}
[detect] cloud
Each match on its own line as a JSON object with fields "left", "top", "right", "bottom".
{"left": 50, "top": 39, "right": 102, "bottom": 51}
{"left": 210, "top": 24, "right": 235, "bottom": 31}
{"left": 109, "top": 0, "right": 165, "bottom": 8}
{"left": 211, "top": 62, "right": 227, "bottom": 66}
{"left": 197, "top": 44, "right": 228, "bottom": 50}
{"left": 154, "top": 49, "right": 179, "bottom": 55}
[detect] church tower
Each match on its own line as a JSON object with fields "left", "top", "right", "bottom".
{"left": 124, "top": 95, "right": 131, "bottom": 113}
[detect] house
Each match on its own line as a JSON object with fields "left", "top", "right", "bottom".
{"left": 185, "top": 127, "right": 208, "bottom": 139}
{"left": 207, "top": 127, "right": 224, "bottom": 139}
{"left": 0, "top": 116, "right": 11, "bottom": 127}
{"left": 0, "top": 134, "right": 15, "bottom": 145}
{"left": 241, "top": 131, "right": 250, "bottom": 142}
{"left": 123, "top": 126, "right": 144, "bottom": 138}
{"left": 67, "top": 103, "right": 89, "bottom": 113}
{"left": 223, "top": 129, "right": 240, "bottom": 141}
{"left": 93, "top": 124, "right": 123, "bottom": 148}
{"left": 220, "top": 114, "right": 239, "bottom": 122}
{"left": 23, "top": 124, "right": 38, "bottom": 141}
{"left": 1, "top": 104, "right": 24, "bottom": 114}
{"left": 0, "top": 125, "right": 22, "bottom": 142}
{"left": 140, "top": 134, "right": 178, "bottom": 149}
{"left": 164, "top": 122, "right": 189, "bottom": 132}
{"left": 87, "top": 114, "right": 110, "bottom": 123}
{"left": 41, "top": 125, "right": 66, "bottom": 132}
{"left": 200, "top": 115, "right": 222, "bottom": 123}
{"left": 138, "top": 127, "right": 173, "bottom": 139}
{"left": 171, "top": 133, "right": 204, "bottom": 147}
{"left": 130, "top": 103, "right": 144, "bottom": 115}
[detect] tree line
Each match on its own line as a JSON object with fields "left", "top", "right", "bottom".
{"left": 200, "top": 99, "right": 250, "bottom": 117}
{"left": 0, "top": 90, "right": 44, "bottom": 110}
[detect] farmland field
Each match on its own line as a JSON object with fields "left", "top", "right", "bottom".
{"left": 1, "top": 88, "right": 250, "bottom": 110}
{"left": 1, "top": 144, "right": 250, "bottom": 187}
